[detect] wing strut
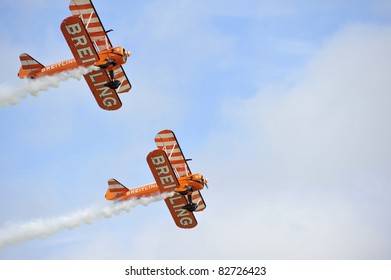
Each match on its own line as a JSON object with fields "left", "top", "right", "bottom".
{"left": 146, "top": 149, "right": 198, "bottom": 229}
{"left": 105, "top": 36, "right": 109, "bottom": 51}
{"left": 168, "top": 143, "right": 177, "bottom": 159}
{"left": 85, "top": 11, "right": 94, "bottom": 29}
{"left": 116, "top": 78, "right": 126, "bottom": 93}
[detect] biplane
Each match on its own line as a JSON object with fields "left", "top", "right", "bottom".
{"left": 105, "top": 129, "right": 208, "bottom": 229}
{"left": 17, "top": 0, "right": 131, "bottom": 110}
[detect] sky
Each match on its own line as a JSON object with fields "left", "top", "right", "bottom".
{"left": 0, "top": 0, "right": 391, "bottom": 259}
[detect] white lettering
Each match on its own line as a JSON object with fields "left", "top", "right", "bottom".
{"left": 64, "top": 22, "right": 96, "bottom": 65}
{"left": 98, "top": 87, "right": 112, "bottom": 97}
{"left": 169, "top": 195, "right": 182, "bottom": 205}
{"left": 89, "top": 72, "right": 103, "bottom": 82}
{"left": 180, "top": 217, "right": 193, "bottom": 226}
{"left": 151, "top": 155, "right": 165, "bottom": 165}
{"left": 103, "top": 97, "right": 117, "bottom": 107}
{"left": 128, "top": 184, "right": 158, "bottom": 195}
{"left": 156, "top": 165, "right": 170, "bottom": 175}
{"left": 41, "top": 59, "right": 76, "bottom": 73}
{"left": 167, "top": 196, "right": 194, "bottom": 226}
{"left": 149, "top": 154, "right": 178, "bottom": 189}
{"left": 86, "top": 71, "right": 120, "bottom": 108}
{"left": 160, "top": 175, "right": 175, "bottom": 185}
{"left": 81, "top": 57, "right": 96, "bottom": 64}
{"left": 175, "top": 208, "right": 189, "bottom": 217}
{"left": 72, "top": 35, "right": 88, "bottom": 47}
{"left": 65, "top": 23, "right": 82, "bottom": 35}
{"left": 77, "top": 47, "right": 94, "bottom": 58}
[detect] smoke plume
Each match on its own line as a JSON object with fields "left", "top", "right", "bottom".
{"left": 0, "top": 66, "right": 98, "bottom": 107}
{"left": 0, "top": 192, "right": 173, "bottom": 250}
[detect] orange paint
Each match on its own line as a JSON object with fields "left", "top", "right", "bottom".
{"left": 17, "top": 0, "right": 132, "bottom": 110}
{"left": 105, "top": 130, "right": 208, "bottom": 229}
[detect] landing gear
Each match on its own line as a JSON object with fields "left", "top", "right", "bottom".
{"left": 104, "top": 79, "right": 121, "bottom": 90}
{"left": 182, "top": 190, "right": 198, "bottom": 212}
{"left": 104, "top": 69, "right": 121, "bottom": 90}
{"left": 182, "top": 202, "right": 198, "bottom": 212}
{"left": 176, "top": 186, "right": 192, "bottom": 195}
{"left": 98, "top": 58, "right": 115, "bottom": 69}
{"left": 96, "top": 58, "right": 121, "bottom": 90}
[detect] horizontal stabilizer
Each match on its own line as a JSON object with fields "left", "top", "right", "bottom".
{"left": 18, "top": 53, "right": 44, "bottom": 78}
{"left": 105, "top": 178, "right": 129, "bottom": 200}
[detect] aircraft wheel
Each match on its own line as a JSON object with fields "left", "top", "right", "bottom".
{"left": 105, "top": 80, "right": 121, "bottom": 90}
{"left": 183, "top": 203, "right": 198, "bottom": 212}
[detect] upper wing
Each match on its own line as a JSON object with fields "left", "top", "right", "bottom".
{"left": 147, "top": 149, "right": 197, "bottom": 229}
{"left": 154, "top": 129, "right": 206, "bottom": 212}
{"left": 154, "top": 129, "right": 191, "bottom": 177}
{"left": 69, "top": 0, "right": 112, "bottom": 52}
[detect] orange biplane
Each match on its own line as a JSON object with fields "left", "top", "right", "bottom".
{"left": 105, "top": 129, "right": 208, "bottom": 229}
{"left": 17, "top": 0, "right": 131, "bottom": 110}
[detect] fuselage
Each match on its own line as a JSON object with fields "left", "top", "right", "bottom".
{"left": 115, "top": 183, "right": 160, "bottom": 201}
{"left": 37, "top": 58, "right": 78, "bottom": 77}
{"left": 18, "top": 46, "right": 130, "bottom": 79}
{"left": 109, "top": 173, "right": 207, "bottom": 201}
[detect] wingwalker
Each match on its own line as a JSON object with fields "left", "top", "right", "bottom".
{"left": 17, "top": 0, "right": 131, "bottom": 110}
{"left": 105, "top": 130, "right": 209, "bottom": 229}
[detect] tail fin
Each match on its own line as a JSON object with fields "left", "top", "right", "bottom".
{"left": 105, "top": 178, "right": 129, "bottom": 200}
{"left": 18, "top": 53, "right": 44, "bottom": 78}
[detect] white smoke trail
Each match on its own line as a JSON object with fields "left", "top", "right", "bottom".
{"left": 0, "top": 192, "right": 173, "bottom": 250}
{"left": 0, "top": 65, "right": 99, "bottom": 108}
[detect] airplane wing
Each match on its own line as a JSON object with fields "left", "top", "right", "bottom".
{"left": 61, "top": 15, "right": 99, "bottom": 67}
{"left": 60, "top": 15, "right": 122, "bottom": 110}
{"left": 69, "top": 0, "right": 112, "bottom": 52}
{"left": 69, "top": 0, "right": 131, "bottom": 94}
{"left": 147, "top": 149, "right": 197, "bottom": 229}
{"left": 83, "top": 68, "right": 122, "bottom": 110}
{"left": 154, "top": 129, "right": 206, "bottom": 212}
{"left": 113, "top": 67, "right": 132, "bottom": 94}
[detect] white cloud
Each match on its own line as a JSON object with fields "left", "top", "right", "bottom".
{"left": 121, "top": 23, "right": 391, "bottom": 259}
{"left": 240, "top": 24, "right": 391, "bottom": 183}
{"left": 1, "top": 0, "right": 391, "bottom": 260}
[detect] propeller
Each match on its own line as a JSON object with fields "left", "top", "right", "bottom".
{"left": 202, "top": 175, "right": 209, "bottom": 189}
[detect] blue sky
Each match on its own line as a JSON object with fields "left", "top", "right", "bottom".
{"left": 1, "top": 0, "right": 391, "bottom": 259}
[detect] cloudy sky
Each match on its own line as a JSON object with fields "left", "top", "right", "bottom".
{"left": 0, "top": 0, "right": 391, "bottom": 259}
